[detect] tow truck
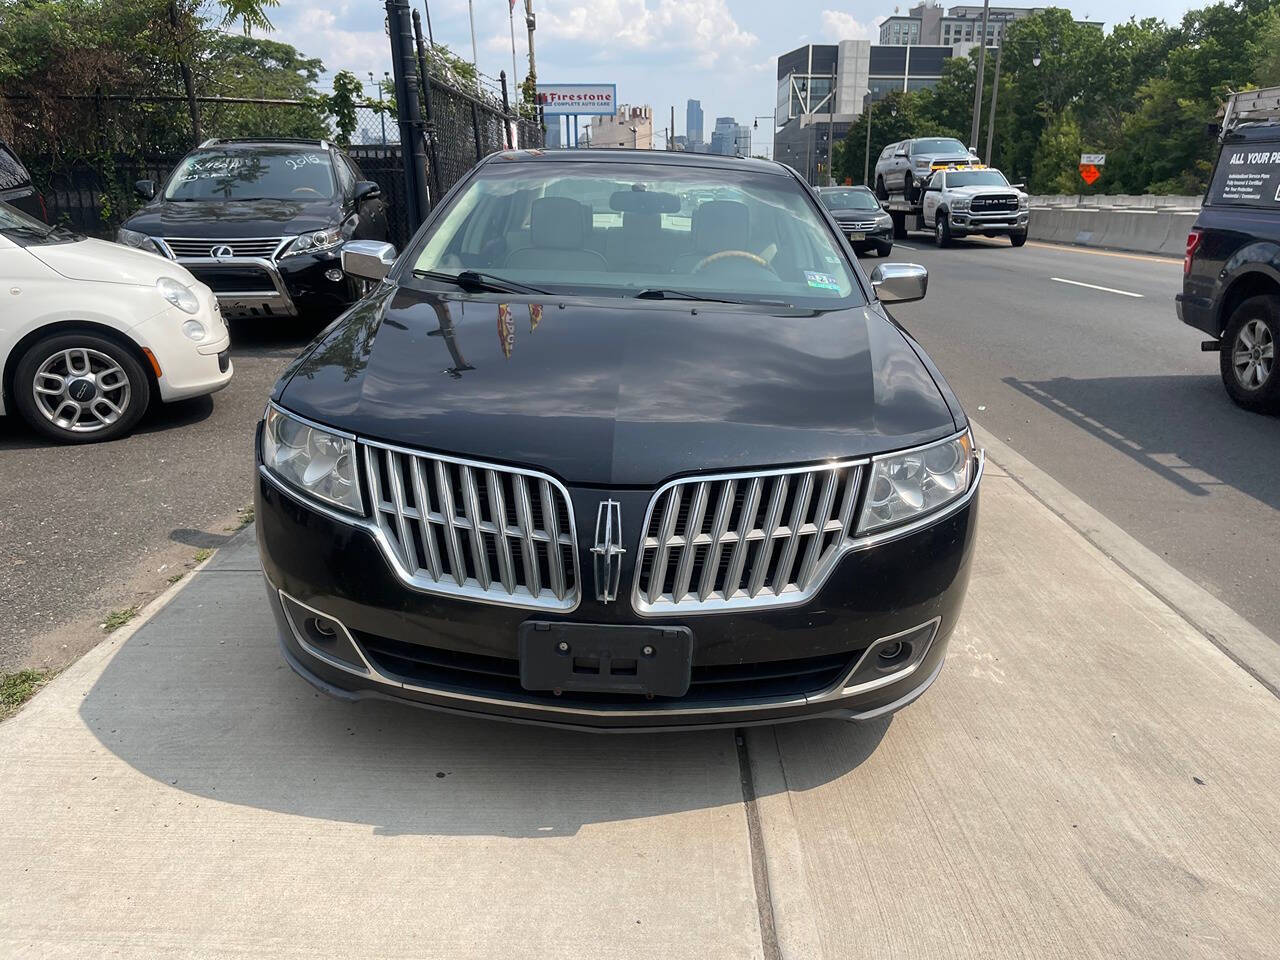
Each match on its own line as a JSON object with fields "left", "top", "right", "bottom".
{"left": 879, "top": 161, "right": 1028, "bottom": 246}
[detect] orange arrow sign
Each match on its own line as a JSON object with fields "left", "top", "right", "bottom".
{"left": 1079, "top": 163, "right": 1101, "bottom": 186}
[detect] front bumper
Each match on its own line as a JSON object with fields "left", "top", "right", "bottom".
{"left": 131, "top": 291, "right": 234, "bottom": 402}
{"left": 841, "top": 224, "right": 893, "bottom": 247}
{"left": 254, "top": 452, "right": 981, "bottom": 731}
{"left": 949, "top": 211, "right": 1029, "bottom": 236}
{"left": 167, "top": 249, "right": 355, "bottom": 320}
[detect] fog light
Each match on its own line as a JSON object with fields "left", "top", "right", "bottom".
{"left": 182, "top": 319, "right": 207, "bottom": 342}
{"left": 325, "top": 268, "right": 343, "bottom": 282}
{"left": 878, "top": 642, "right": 904, "bottom": 662}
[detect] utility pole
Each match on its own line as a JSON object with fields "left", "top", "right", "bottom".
{"left": 984, "top": 39, "right": 1003, "bottom": 165}
{"left": 466, "top": 0, "right": 478, "bottom": 67}
{"left": 968, "top": 0, "right": 991, "bottom": 151}
{"left": 671, "top": 105, "right": 676, "bottom": 150}
{"left": 863, "top": 97, "right": 874, "bottom": 187}
{"left": 524, "top": 0, "right": 537, "bottom": 85}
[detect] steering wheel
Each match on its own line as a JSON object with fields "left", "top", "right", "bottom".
{"left": 292, "top": 186, "right": 322, "bottom": 196}
{"left": 692, "top": 249, "right": 776, "bottom": 274}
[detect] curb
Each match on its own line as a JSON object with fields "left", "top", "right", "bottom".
{"left": 973, "top": 423, "right": 1280, "bottom": 699}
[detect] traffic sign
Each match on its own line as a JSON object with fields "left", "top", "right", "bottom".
{"left": 1079, "top": 163, "right": 1101, "bottom": 186}
{"left": 1080, "top": 153, "right": 1106, "bottom": 166}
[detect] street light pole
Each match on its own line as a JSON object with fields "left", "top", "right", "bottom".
{"left": 863, "top": 96, "right": 873, "bottom": 187}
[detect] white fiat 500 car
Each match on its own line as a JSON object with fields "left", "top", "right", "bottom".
{"left": 0, "top": 201, "right": 232, "bottom": 443}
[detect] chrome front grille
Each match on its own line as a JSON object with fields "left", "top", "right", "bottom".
{"left": 633, "top": 462, "right": 864, "bottom": 615}
{"left": 161, "top": 236, "right": 286, "bottom": 259}
{"left": 363, "top": 441, "right": 579, "bottom": 611}
{"left": 837, "top": 218, "right": 879, "bottom": 230}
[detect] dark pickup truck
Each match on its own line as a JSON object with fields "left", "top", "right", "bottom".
{"left": 1178, "top": 89, "right": 1280, "bottom": 412}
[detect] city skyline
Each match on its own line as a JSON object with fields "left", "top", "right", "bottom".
{"left": 262, "top": 1, "right": 1202, "bottom": 147}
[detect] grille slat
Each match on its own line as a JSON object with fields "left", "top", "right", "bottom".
{"left": 162, "top": 236, "right": 285, "bottom": 259}
{"left": 634, "top": 463, "right": 864, "bottom": 614}
{"left": 365, "top": 441, "right": 578, "bottom": 610}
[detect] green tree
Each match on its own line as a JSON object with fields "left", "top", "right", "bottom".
{"left": 1031, "top": 109, "right": 1085, "bottom": 193}
{"left": 327, "top": 70, "right": 364, "bottom": 148}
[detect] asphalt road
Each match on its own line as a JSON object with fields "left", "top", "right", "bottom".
{"left": 0, "top": 318, "right": 315, "bottom": 672}
{"left": 881, "top": 235, "right": 1279, "bottom": 645}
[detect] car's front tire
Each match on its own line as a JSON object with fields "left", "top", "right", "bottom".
{"left": 1220, "top": 296, "right": 1279, "bottom": 412}
{"left": 1010, "top": 231, "right": 1027, "bottom": 247}
{"left": 934, "top": 213, "right": 953, "bottom": 248}
{"left": 12, "top": 332, "right": 151, "bottom": 443}
{"left": 876, "top": 241, "right": 894, "bottom": 257}
{"left": 875, "top": 176, "right": 888, "bottom": 201}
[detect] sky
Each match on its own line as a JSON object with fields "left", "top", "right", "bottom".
{"left": 262, "top": 0, "right": 1203, "bottom": 150}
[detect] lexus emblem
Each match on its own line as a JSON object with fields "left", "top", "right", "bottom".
{"left": 210, "top": 244, "right": 234, "bottom": 260}
{"left": 591, "top": 500, "right": 626, "bottom": 603}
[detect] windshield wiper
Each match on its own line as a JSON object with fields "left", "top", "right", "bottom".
{"left": 633, "top": 288, "right": 747, "bottom": 304}
{"left": 413, "top": 269, "right": 552, "bottom": 296}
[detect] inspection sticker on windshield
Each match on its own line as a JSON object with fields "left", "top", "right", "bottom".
{"left": 804, "top": 271, "right": 840, "bottom": 291}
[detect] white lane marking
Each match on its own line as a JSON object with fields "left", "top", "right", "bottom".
{"left": 1050, "top": 276, "right": 1145, "bottom": 298}
{"left": 895, "top": 243, "right": 919, "bottom": 251}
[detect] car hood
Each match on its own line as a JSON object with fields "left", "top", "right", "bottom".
{"left": 916, "top": 153, "right": 974, "bottom": 166}
{"left": 122, "top": 198, "right": 339, "bottom": 238}
{"left": 276, "top": 286, "right": 961, "bottom": 487}
{"left": 27, "top": 237, "right": 197, "bottom": 286}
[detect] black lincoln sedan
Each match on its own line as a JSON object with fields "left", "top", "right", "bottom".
{"left": 255, "top": 149, "right": 981, "bottom": 731}
{"left": 116, "top": 138, "right": 388, "bottom": 321}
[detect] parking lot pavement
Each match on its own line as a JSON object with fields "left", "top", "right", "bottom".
{"left": 3, "top": 449, "right": 1278, "bottom": 958}
{"left": 752, "top": 468, "right": 1280, "bottom": 960}
{"left": 0, "top": 319, "right": 313, "bottom": 673}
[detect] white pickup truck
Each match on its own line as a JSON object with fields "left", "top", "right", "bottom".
{"left": 919, "top": 167, "right": 1030, "bottom": 247}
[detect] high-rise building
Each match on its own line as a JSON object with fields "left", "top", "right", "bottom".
{"left": 879, "top": 3, "right": 1102, "bottom": 52}
{"left": 710, "top": 116, "right": 749, "bottom": 156}
{"left": 686, "top": 99, "right": 704, "bottom": 148}
{"left": 590, "top": 105, "right": 654, "bottom": 149}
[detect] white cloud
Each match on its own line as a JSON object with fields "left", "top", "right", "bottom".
{"left": 540, "top": 1, "right": 758, "bottom": 70}
{"left": 820, "top": 10, "right": 874, "bottom": 41}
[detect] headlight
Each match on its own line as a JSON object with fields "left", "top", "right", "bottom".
{"left": 117, "top": 228, "right": 161, "bottom": 255}
{"left": 262, "top": 405, "right": 363, "bottom": 514}
{"left": 1018, "top": 195, "right": 1029, "bottom": 209}
{"left": 876, "top": 211, "right": 892, "bottom": 225}
{"left": 950, "top": 198, "right": 970, "bottom": 212}
{"left": 282, "top": 226, "right": 344, "bottom": 257}
{"left": 858, "top": 431, "right": 974, "bottom": 533}
{"left": 914, "top": 158, "right": 931, "bottom": 168}
{"left": 156, "top": 276, "right": 200, "bottom": 315}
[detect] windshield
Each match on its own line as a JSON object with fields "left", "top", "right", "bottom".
{"left": 913, "top": 138, "right": 967, "bottom": 155}
{"left": 0, "top": 200, "right": 71, "bottom": 245}
{"left": 947, "top": 170, "right": 1010, "bottom": 188}
{"left": 409, "top": 161, "right": 862, "bottom": 306}
{"left": 163, "top": 148, "right": 336, "bottom": 201}
{"left": 820, "top": 189, "right": 880, "bottom": 211}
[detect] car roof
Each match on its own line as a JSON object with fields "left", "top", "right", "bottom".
{"left": 485, "top": 148, "right": 791, "bottom": 177}
{"left": 194, "top": 138, "right": 334, "bottom": 152}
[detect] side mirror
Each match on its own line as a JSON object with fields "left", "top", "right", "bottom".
{"left": 871, "top": 262, "right": 928, "bottom": 304}
{"left": 1010, "top": 182, "right": 1026, "bottom": 190}
{"left": 135, "top": 179, "right": 156, "bottom": 200}
{"left": 968, "top": 146, "right": 978, "bottom": 155}
{"left": 341, "top": 240, "right": 397, "bottom": 282}
{"left": 353, "top": 180, "right": 382, "bottom": 202}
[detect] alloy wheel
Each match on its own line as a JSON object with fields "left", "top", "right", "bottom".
{"left": 1232, "top": 318, "right": 1275, "bottom": 390}
{"left": 31, "top": 347, "right": 133, "bottom": 434}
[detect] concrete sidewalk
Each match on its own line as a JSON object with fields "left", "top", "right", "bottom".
{"left": 2, "top": 456, "right": 1279, "bottom": 958}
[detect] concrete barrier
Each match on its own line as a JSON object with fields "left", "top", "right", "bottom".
{"left": 1028, "top": 206, "right": 1198, "bottom": 257}
{"left": 1029, "top": 194, "right": 1202, "bottom": 211}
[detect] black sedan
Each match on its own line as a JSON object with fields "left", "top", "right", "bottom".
{"left": 255, "top": 149, "right": 981, "bottom": 731}
{"left": 817, "top": 185, "right": 894, "bottom": 257}
{"left": 117, "top": 138, "right": 388, "bottom": 322}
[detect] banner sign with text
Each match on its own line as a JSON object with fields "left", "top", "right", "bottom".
{"left": 535, "top": 84, "right": 617, "bottom": 116}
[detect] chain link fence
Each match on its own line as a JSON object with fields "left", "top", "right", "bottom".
{"left": 1, "top": 78, "right": 542, "bottom": 247}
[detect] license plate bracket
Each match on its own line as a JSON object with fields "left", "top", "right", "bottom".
{"left": 848, "top": 231, "right": 865, "bottom": 241}
{"left": 519, "top": 623, "right": 693, "bottom": 697}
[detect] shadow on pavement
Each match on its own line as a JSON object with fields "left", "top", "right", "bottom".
{"left": 1004, "top": 374, "right": 1280, "bottom": 507}
{"left": 78, "top": 529, "right": 887, "bottom": 837}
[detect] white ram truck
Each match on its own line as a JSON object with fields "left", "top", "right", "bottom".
{"left": 919, "top": 167, "right": 1030, "bottom": 247}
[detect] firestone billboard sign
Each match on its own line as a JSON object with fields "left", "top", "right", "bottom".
{"left": 535, "top": 84, "right": 617, "bottom": 116}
